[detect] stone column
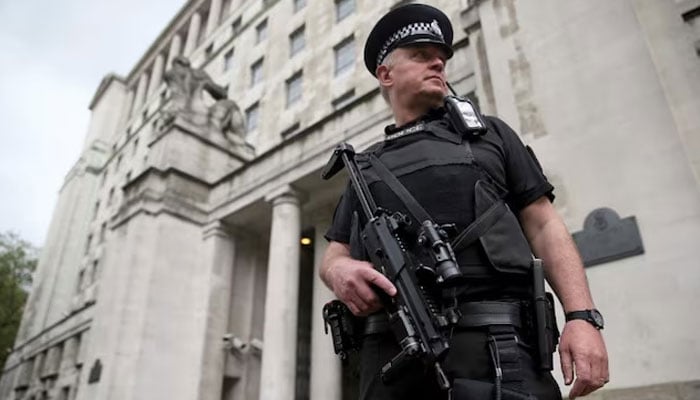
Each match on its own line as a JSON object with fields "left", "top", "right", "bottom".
{"left": 205, "top": 0, "right": 223, "bottom": 37}
{"left": 196, "top": 221, "right": 236, "bottom": 400}
{"left": 147, "top": 54, "right": 164, "bottom": 97}
{"left": 184, "top": 11, "right": 202, "bottom": 56}
{"left": 166, "top": 33, "right": 182, "bottom": 67}
{"left": 309, "top": 215, "right": 342, "bottom": 400}
{"left": 132, "top": 72, "right": 148, "bottom": 115}
{"left": 259, "top": 185, "right": 301, "bottom": 400}
{"left": 124, "top": 88, "right": 135, "bottom": 119}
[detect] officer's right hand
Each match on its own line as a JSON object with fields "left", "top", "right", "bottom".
{"left": 324, "top": 244, "right": 397, "bottom": 316}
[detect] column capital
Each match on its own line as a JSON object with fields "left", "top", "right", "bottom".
{"left": 202, "top": 220, "right": 233, "bottom": 240}
{"left": 264, "top": 184, "right": 306, "bottom": 206}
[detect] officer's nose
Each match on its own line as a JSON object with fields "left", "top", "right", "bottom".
{"left": 429, "top": 56, "right": 445, "bottom": 74}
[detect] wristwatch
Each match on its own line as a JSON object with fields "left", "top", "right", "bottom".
{"left": 565, "top": 309, "right": 605, "bottom": 330}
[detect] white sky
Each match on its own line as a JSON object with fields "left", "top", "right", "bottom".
{"left": 0, "top": 0, "right": 186, "bottom": 247}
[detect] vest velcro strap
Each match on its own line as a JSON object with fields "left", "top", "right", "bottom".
{"left": 451, "top": 199, "right": 507, "bottom": 253}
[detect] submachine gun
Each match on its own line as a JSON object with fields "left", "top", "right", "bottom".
{"left": 321, "top": 142, "right": 465, "bottom": 391}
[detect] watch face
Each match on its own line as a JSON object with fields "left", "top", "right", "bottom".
{"left": 591, "top": 310, "right": 605, "bottom": 328}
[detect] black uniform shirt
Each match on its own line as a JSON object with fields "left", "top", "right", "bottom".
{"left": 326, "top": 114, "right": 553, "bottom": 247}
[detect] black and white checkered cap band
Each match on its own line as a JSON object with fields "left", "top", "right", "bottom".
{"left": 376, "top": 20, "right": 444, "bottom": 67}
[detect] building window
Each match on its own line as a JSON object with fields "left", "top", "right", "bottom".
{"left": 77, "top": 270, "right": 85, "bottom": 292}
{"left": 115, "top": 154, "right": 123, "bottom": 172}
{"left": 85, "top": 235, "right": 92, "bottom": 255}
{"left": 93, "top": 201, "right": 100, "bottom": 220}
{"left": 294, "top": 0, "right": 306, "bottom": 12}
{"left": 335, "top": 0, "right": 355, "bottom": 22}
{"left": 126, "top": 171, "right": 132, "bottom": 183}
{"left": 334, "top": 36, "right": 355, "bottom": 76}
{"left": 286, "top": 71, "right": 303, "bottom": 107}
{"left": 245, "top": 103, "right": 260, "bottom": 133}
{"left": 99, "top": 222, "right": 107, "bottom": 243}
{"left": 133, "top": 138, "right": 139, "bottom": 155}
{"left": 256, "top": 19, "right": 268, "bottom": 44}
{"left": 223, "top": 48, "right": 234, "bottom": 71}
{"left": 91, "top": 260, "right": 100, "bottom": 283}
{"left": 289, "top": 25, "right": 305, "bottom": 57}
{"left": 205, "top": 43, "right": 214, "bottom": 59}
{"left": 231, "top": 16, "right": 242, "bottom": 35}
{"left": 250, "top": 58, "right": 264, "bottom": 87}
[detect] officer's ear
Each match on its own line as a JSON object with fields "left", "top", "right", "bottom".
{"left": 376, "top": 64, "right": 393, "bottom": 89}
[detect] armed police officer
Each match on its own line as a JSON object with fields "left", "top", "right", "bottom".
{"left": 320, "top": 4, "right": 608, "bottom": 400}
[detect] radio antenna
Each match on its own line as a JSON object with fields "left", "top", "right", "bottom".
{"left": 446, "top": 81, "right": 458, "bottom": 96}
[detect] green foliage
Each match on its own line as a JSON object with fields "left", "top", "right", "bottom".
{"left": 0, "top": 232, "right": 38, "bottom": 369}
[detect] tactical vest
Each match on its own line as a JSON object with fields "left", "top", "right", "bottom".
{"left": 349, "top": 114, "right": 534, "bottom": 282}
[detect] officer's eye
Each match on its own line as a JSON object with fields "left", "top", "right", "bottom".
{"left": 412, "top": 50, "right": 429, "bottom": 61}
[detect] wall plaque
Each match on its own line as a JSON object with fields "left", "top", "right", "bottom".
{"left": 572, "top": 207, "right": 644, "bottom": 267}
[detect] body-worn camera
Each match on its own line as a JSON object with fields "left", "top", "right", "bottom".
{"left": 444, "top": 95, "right": 487, "bottom": 138}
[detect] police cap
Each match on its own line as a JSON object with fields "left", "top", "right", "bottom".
{"left": 364, "top": 3, "right": 454, "bottom": 76}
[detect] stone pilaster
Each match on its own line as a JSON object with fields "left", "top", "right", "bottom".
{"left": 205, "top": 0, "right": 223, "bottom": 38}
{"left": 309, "top": 215, "right": 342, "bottom": 400}
{"left": 259, "top": 186, "right": 302, "bottom": 400}
{"left": 166, "top": 34, "right": 182, "bottom": 67}
{"left": 123, "top": 88, "right": 135, "bottom": 120}
{"left": 132, "top": 72, "right": 148, "bottom": 115}
{"left": 196, "top": 221, "right": 236, "bottom": 400}
{"left": 147, "top": 54, "right": 164, "bottom": 97}
{"left": 184, "top": 12, "right": 202, "bottom": 56}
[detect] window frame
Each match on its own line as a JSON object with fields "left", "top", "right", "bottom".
{"left": 250, "top": 57, "right": 264, "bottom": 87}
{"left": 286, "top": 71, "right": 303, "bottom": 107}
{"left": 334, "top": 35, "right": 355, "bottom": 76}
{"left": 289, "top": 25, "right": 305, "bottom": 57}
{"left": 223, "top": 48, "right": 234, "bottom": 71}
{"left": 335, "top": 0, "right": 355, "bottom": 22}
{"left": 245, "top": 102, "right": 260, "bottom": 133}
{"left": 256, "top": 19, "right": 268, "bottom": 44}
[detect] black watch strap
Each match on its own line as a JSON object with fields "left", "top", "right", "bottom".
{"left": 565, "top": 309, "right": 604, "bottom": 330}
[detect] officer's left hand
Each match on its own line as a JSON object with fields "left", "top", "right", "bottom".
{"left": 559, "top": 320, "right": 609, "bottom": 398}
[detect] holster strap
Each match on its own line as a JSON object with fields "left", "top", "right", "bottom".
{"left": 457, "top": 301, "right": 522, "bottom": 329}
{"left": 488, "top": 325, "right": 525, "bottom": 392}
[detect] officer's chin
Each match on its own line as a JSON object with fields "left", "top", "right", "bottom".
{"left": 421, "top": 90, "right": 446, "bottom": 109}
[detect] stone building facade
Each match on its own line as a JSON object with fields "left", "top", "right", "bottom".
{"left": 1, "top": 0, "right": 700, "bottom": 399}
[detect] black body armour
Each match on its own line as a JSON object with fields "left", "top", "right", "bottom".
{"left": 349, "top": 112, "right": 535, "bottom": 299}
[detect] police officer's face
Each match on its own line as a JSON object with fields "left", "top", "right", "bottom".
{"left": 379, "top": 44, "right": 448, "bottom": 109}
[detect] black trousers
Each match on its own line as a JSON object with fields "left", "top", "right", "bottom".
{"left": 358, "top": 328, "right": 561, "bottom": 400}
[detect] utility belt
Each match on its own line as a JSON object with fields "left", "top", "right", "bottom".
{"left": 361, "top": 296, "right": 559, "bottom": 366}
{"left": 363, "top": 301, "right": 522, "bottom": 335}
{"left": 323, "top": 278, "right": 559, "bottom": 371}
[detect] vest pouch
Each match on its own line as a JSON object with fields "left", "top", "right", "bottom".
{"left": 475, "top": 180, "right": 532, "bottom": 275}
